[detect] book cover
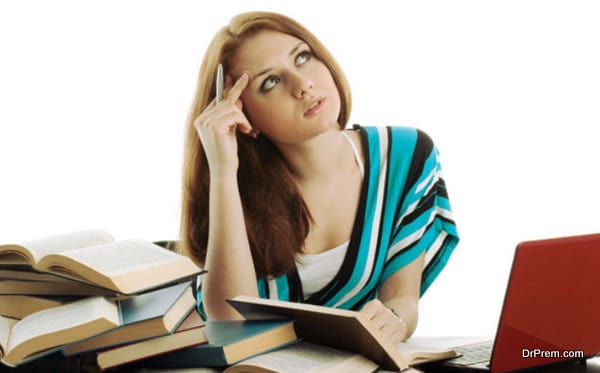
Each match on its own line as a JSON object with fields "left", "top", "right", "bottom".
{"left": 131, "top": 319, "right": 298, "bottom": 369}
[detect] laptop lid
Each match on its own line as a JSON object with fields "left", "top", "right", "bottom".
{"left": 490, "top": 233, "right": 600, "bottom": 373}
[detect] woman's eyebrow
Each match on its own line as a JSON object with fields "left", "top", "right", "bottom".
{"left": 253, "top": 42, "right": 307, "bottom": 82}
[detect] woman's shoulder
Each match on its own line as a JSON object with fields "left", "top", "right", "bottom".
{"left": 348, "top": 124, "right": 434, "bottom": 146}
{"left": 349, "top": 123, "right": 425, "bottom": 134}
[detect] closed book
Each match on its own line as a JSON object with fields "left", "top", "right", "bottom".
{"left": 96, "top": 309, "right": 206, "bottom": 370}
{"left": 132, "top": 319, "right": 298, "bottom": 369}
{"left": 62, "top": 281, "right": 195, "bottom": 356}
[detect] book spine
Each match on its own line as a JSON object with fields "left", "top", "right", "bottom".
{"left": 131, "top": 347, "right": 228, "bottom": 368}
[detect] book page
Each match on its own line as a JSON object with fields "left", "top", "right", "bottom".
{"left": 35, "top": 240, "right": 199, "bottom": 294}
{"left": 43, "top": 240, "right": 184, "bottom": 276}
{"left": 1, "top": 316, "right": 10, "bottom": 357}
{"left": 17, "top": 230, "right": 114, "bottom": 264}
{"left": 396, "top": 340, "right": 457, "bottom": 363}
{"left": 7, "top": 296, "right": 119, "bottom": 353}
{"left": 227, "top": 342, "right": 378, "bottom": 373}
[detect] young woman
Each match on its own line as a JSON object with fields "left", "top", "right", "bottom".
{"left": 180, "top": 11, "right": 459, "bottom": 342}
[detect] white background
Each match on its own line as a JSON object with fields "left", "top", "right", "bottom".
{"left": 1, "top": 1, "right": 599, "bottom": 337}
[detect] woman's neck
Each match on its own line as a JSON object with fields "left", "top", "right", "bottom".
{"left": 276, "top": 127, "right": 355, "bottom": 184}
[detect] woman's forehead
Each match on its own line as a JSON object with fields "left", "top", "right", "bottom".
{"left": 229, "top": 30, "right": 305, "bottom": 79}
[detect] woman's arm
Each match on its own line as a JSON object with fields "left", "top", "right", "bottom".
{"left": 201, "top": 172, "right": 259, "bottom": 320}
{"left": 361, "top": 251, "right": 424, "bottom": 342}
{"left": 193, "top": 73, "right": 259, "bottom": 320}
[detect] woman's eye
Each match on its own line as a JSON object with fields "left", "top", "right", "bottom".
{"left": 295, "top": 51, "right": 311, "bottom": 66}
{"left": 260, "top": 76, "right": 280, "bottom": 92}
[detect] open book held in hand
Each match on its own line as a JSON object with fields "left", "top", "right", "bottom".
{"left": 227, "top": 296, "right": 457, "bottom": 371}
{"left": 0, "top": 230, "right": 203, "bottom": 295}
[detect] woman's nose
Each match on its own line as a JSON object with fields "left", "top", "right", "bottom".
{"left": 290, "top": 72, "right": 313, "bottom": 98}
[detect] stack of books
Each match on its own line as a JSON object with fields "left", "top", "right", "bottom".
{"left": 0, "top": 229, "right": 208, "bottom": 369}
{"left": 1, "top": 230, "right": 457, "bottom": 372}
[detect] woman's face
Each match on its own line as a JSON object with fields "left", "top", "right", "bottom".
{"left": 229, "top": 30, "right": 341, "bottom": 145}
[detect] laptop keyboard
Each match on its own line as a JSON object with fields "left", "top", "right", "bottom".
{"left": 451, "top": 340, "right": 494, "bottom": 365}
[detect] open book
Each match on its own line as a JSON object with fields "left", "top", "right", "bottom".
{"left": 223, "top": 341, "right": 379, "bottom": 373}
{"left": 0, "top": 296, "right": 120, "bottom": 367}
{"left": 227, "top": 296, "right": 457, "bottom": 371}
{"left": 0, "top": 230, "right": 202, "bottom": 295}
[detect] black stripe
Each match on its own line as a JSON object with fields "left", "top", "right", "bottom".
{"left": 263, "top": 277, "right": 270, "bottom": 299}
{"left": 400, "top": 130, "right": 434, "bottom": 210}
{"left": 354, "top": 288, "right": 378, "bottom": 311}
{"left": 438, "top": 178, "right": 449, "bottom": 199}
{"left": 286, "top": 269, "right": 304, "bottom": 302}
{"left": 305, "top": 125, "right": 370, "bottom": 305}
{"left": 386, "top": 214, "right": 455, "bottom": 268}
{"left": 423, "top": 234, "right": 454, "bottom": 275}
{"left": 401, "top": 177, "right": 452, "bottom": 227}
{"left": 401, "top": 188, "right": 437, "bottom": 226}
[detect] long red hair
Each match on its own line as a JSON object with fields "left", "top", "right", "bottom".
{"left": 180, "top": 11, "right": 352, "bottom": 277}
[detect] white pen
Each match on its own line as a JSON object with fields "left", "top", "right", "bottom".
{"left": 215, "top": 63, "right": 224, "bottom": 104}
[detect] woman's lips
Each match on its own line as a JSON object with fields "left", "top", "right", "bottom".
{"left": 304, "top": 97, "right": 326, "bottom": 117}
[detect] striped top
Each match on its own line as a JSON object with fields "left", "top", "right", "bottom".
{"left": 197, "top": 125, "right": 459, "bottom": 313}
{"left": 255, "top": 125, "right": 458, "bottom": 309}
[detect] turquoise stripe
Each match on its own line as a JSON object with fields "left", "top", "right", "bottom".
{"left": 195, "top": 289, "right": 207, "bottom": 319}
{"left": 331, "top": 127, "right": 383, "bottom": 308}
{"left": 381, "top": 216, "right": 458, "bottom": 295}
{"left": 257, "top": 278, "right": 267, "bottom": 298}
{"left": 401, "top": 150, "right": 440, "bottom": 213}
{"left": 391, "top": 203, "right": 437, "bottom": 248}
{"left": 421, "top": 224, "right": 459, "bottom": 294}
{"left": 275, "top": 275, "right": 290, "bottom": 300}
{"left": 383, "top": 218, "right": 442, "bottom": 281}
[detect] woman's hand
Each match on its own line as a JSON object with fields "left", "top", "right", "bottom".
{"left": 194, "top": 72, "right": 254, "bottom": 177}
{"left": 361, "top": 299, "right": 409, "bottom": 343}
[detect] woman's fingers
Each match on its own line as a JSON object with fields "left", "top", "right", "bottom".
{"left": 224, "top": 72, "right": 249, "bottom": 103}
{"left": 360, "top": 299, "right": 407, "bottom": 343}
{"left": 208, "top": 72, "right": 252, "bottom": 135}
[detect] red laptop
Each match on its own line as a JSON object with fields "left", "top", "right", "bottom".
{"left": 432, "top": 232, "right": 600, "bottom": 372}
